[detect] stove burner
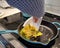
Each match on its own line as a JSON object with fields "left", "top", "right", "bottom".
{"left": 0, "top": 13, "right": 60, "bottom": 48}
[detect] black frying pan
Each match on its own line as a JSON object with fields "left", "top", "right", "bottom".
{"left": 0, "top": 20, "right": 59, "bottom": 46}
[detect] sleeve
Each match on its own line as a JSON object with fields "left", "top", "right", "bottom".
{"left": 6, "top": 0, "right": 44, "bottom": 18}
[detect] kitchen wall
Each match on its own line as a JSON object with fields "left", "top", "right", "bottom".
{"left": 45, "top": 0, "right": 60, "bottom": 16}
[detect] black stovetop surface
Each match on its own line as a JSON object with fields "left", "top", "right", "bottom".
{"left": 1, "top": 13, "right": 60, "bottom": 48}
{"left": 18, "top": 16, "right": 60, "bottom": 48}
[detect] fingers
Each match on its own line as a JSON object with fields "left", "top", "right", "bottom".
{"left": 33, "top": 17, "right": 38, "bottom": 23}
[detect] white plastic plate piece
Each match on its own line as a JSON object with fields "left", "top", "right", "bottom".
{"left": 23, "top": 16, "right": 43, "bottom": 30}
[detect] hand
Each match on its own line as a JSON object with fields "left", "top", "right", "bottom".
{"left": 33, "top": 17, "right": 39, "bottom": 23}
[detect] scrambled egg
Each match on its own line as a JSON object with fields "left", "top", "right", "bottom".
{"left": 20, "top": 24, "right": 43, "bottom": 40}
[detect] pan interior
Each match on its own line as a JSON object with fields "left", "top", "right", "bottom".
{"left": 19, "top": 24, "right": 54, "bottom": 44}
{"left": 38, "top": 25, "right": 54, "bottom": 43}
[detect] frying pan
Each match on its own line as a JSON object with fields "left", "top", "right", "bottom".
{"left": 0, "top": 20, "right": 60, "bottom": 46}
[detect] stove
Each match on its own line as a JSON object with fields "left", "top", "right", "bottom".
{"left": 0, "top": 13, "right": 60, "bottom": 48}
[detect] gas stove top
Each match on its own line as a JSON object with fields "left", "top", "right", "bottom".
{"left": 0, "top": 13, "right": 60, "bottom": 48}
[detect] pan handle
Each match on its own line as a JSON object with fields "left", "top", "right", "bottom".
{"left": 52, "top": 22, "right": 60, "bottom": 30}
{"left": 0, "top": 30, "right": 18, "bottom": 34}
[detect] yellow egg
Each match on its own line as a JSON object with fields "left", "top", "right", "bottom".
{"left": 37, "top": 32, "right": 43, "bottom": 36}
{"left": 20, "top": 24, "right": 43, "bottom": 40}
